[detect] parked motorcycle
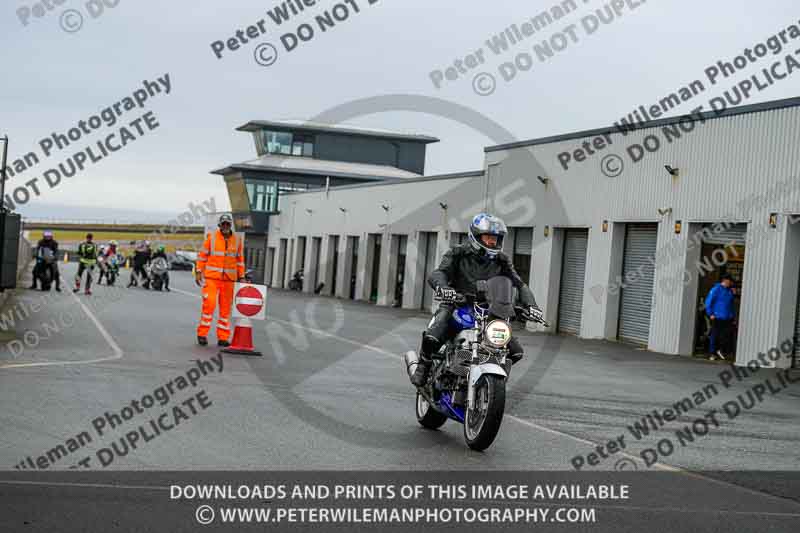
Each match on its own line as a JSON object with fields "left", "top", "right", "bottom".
{"left": 148, "top": 257, "right": 170, "bottom": 291}
{"left": 403, "top": 276, "right": 549, "bottom": 451}
{"left": 288, "top": 269, "right": 304, "bottom": 291}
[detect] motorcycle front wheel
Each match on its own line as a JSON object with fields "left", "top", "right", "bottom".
{"left": 415, "top": 391, "right": 447, "bottom": 430}
{"left": 463, "top": 375, "right": 506, "bottom": 451}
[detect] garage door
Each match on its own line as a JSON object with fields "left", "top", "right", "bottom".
{"left": 618, "top": 224, "right": 659, "bottom": 345}
{"left": 702, "top": 223, "right": 747, "bottom": 245}
{"left": 450, "top": 232, "right": 468, "bottom": 247}
{"left": 512, "top": 226, "right": 533, "bottom": 284}
{"left": 794, "top": 267, "right": 800, "bottom": 368}
{"left": 266, "top": 247, "right": 275, "bottom": 287}
{"left": 421, "top": 232, "right": 438, "bottom": 310}
{"left": 558, "top": 229, "right": 588, "bottom": 335}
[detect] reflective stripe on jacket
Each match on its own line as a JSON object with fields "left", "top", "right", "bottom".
{"left": 77, "top": 242, "right": 97, "bottom": 265}
{"left": 196, "top": 229, "right": 244, "bottom": 281}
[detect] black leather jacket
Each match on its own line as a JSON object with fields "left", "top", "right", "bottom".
{"left": 428, "top": 243, "right": 539, "bottom": 308}
{"left": 36, "top": 238, "right": 58, "bottom": 255}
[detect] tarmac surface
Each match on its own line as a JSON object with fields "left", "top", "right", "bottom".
{"left": 0, "top": 263, "right": 798, "bottom": 531}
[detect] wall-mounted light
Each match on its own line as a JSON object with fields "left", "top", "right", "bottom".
{"left": 339, "top": 207, "right": 347, "bottom": 213}
{"left": 769, "top": 213, "right": 778, "bottom": 228}
{"left": 544, "top": 225, "right": 550, "bottom": 238}
{"left": 602, "top": 220, "right": 608, "bottom": 233}
{"left": 439, "top": 202, "right": 448, "bottom": 210}
{"left": 537, "top": 175, "right": 550, "bottom": 186}
{"left": 664, "top": 165, "right": 679, "bottom": 177}
{"left": 657, "top": 207, "right": 673, "bottom": 217}
{"left": 381, "top": 204, "right": 390, "bottom": 212}
{"left": 675, "top": 220, "right": 682, "bottom": 234}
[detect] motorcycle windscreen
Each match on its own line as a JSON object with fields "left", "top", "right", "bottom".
{"left": 485, "top": 276, "right": 514, "bottom": 318}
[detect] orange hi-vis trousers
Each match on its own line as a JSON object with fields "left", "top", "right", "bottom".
{"left": 197, "top": 278, "right": 235, "bottom": 341}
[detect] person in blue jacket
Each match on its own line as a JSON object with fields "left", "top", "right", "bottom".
{"left": 705, "top": 273, "right": 737, "bottom": 361}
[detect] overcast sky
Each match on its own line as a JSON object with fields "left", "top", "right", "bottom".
{"left": 1, "top": 0, "right": 798, "bottom": 221}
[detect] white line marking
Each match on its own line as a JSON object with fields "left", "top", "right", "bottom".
{"left": 0, "top": 281, "right": 123, "bottom": 370}
{"left": 505, "top": 415, "right": 679, "bottom": 472}
{"left": 171, "top": 287, "right": 201, "bottom": 299}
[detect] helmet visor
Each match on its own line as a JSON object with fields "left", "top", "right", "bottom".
{"left": 474, "top": 217, "right": 507, "bottom": 236}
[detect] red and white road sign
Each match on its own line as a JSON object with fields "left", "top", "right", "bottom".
{"left": 232, "top": 283, "right": 267, "bottom": 320}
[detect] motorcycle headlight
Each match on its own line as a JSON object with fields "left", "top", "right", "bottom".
{"left": 484, "top": 320, "right": 512, "bottom": 348}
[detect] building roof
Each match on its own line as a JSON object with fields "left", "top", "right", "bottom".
{"left": 485, "top": 96, "right": 800, "bottom": 153}
{"left": 282, "top": 170, "right": 485, "bottom": 195}
{"left": 237, "top": 120, "right": 440, "bottom": 144}
{"left": 210, "top": 154, "right": 422, "bottom": 181}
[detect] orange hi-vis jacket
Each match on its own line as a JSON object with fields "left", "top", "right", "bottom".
{"left": 197, "top": 229, "right": 245, "bottom": 281}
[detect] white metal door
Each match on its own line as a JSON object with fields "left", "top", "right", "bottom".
{"left": 558, "top": 229, "right": 588, "bottom": 335}
{"left": 618, "top": 224, "right": 658, "bottom": 345}
{"left": 421, "top": 232, "right": 438, "bottom": 310}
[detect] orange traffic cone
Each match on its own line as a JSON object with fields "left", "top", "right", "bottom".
{"left": 220, "top": 317, "right": 262, "bottom": 356}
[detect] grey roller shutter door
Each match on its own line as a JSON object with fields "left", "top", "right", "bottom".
{"left": 618, "top": 224, "right": 659, "bottom": 345}
{"left": 421, "top": 233, "right": 438, "bottom": 310}
{"left": 266, "top": 247, "right": 275, "bottom": 286}
{"left": 450, "top": 232, "right": 468, "bottom": 247}
{"left": 558, "top": 229, "right": 588, "bottom": 335}
{"left": 514, "top": 227, "right": 533, "bottom": 255}
{"left": 794, "top": 268, "right": 800, "bottom": 368}
{"left": 702, "top": 223, "right": 747, "bottom": 245}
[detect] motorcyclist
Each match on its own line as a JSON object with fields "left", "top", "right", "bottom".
{"left": 73, "top": 233, "right": 97, "bottom": 295}
{"left": 151, "top": 244, "right": 171, "bottom": 291}
{"left": 30, "top": 230, "right": 61, "bottom": 292}
{"left": 410, "top": 213, "right": 544, "bottom": 387}
{"left": 97, "top": 241, "right": 119, "bottom": 285}
{"left": 128, "top": 240, "right": 152, "bottom": 289}
{"left": 96, "top": 245, "right": 108, "bottom": 285}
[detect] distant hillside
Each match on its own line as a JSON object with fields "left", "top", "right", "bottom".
{"left": 16, "top": 203, "right": 193, "bottom": 225}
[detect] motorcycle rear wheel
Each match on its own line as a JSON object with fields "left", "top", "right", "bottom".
{"left": 463, "top": 375, "right": 505, "bottom": 451}
{"left": 415, "top": 391, "right": 447, "bottom": 430}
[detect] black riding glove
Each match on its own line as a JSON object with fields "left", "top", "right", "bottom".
{"left": 528, "top": 306, "right": 545, "bottom": 323}
{"left": 435, "top": 286, "right": 458, "bottom": 302}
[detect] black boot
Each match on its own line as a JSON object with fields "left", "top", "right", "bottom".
{"left": 410, "top": 357, "right": 432, "bottom": 387}
{"left": 218, "top": 340, "right": 230, "bottom": 347}
{"left": 197, "top": 336, "right": 208, "bottom": 346}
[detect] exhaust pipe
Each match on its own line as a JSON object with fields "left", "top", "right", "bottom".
{"left": 404, "top": 350, "right": 419, "bottom": 380}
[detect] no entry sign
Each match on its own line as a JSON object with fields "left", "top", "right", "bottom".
{"left": 232, "top": 283, "right": 267, "bottom": 320}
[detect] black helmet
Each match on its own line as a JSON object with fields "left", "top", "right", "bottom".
{"left": 468, "top": 213, "right": 507, "bottom": 258}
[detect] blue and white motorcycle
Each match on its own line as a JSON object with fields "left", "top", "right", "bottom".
{"left": 404, "top": 276, "right": 549, "bottom": 451}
